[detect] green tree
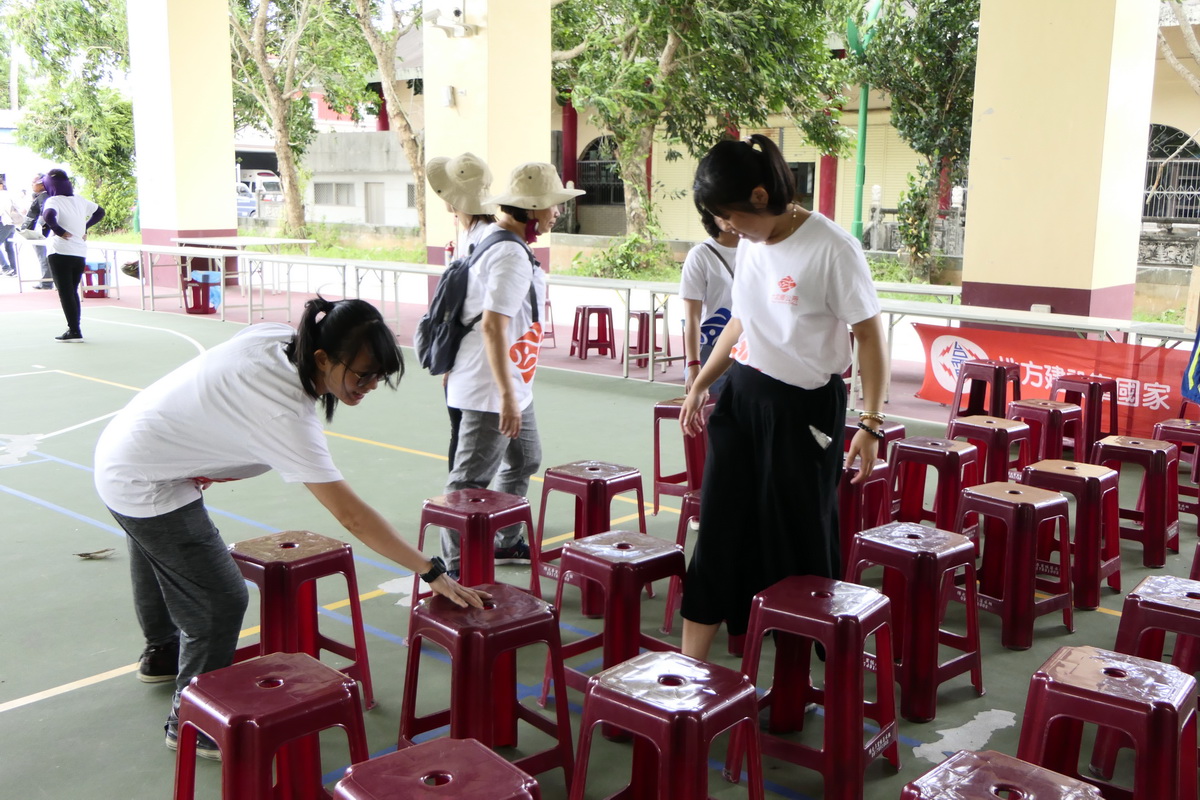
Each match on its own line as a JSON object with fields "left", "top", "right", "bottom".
{"left": 230, "top": 0, "right": 378, "bottom": 234}
{"left": 552, "top": 0, "right": 849, "bottom": 241}
{"left": 859, "top": 0, "right": 979, "bottom": 274}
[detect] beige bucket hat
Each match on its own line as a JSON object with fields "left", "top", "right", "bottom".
{"left": 485, "top": 162, "right": 585, "bottom": 210}
{"left": 426, "top": 152, "right": 498, "bottom": 215}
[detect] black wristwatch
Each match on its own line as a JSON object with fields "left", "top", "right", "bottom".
{"left": 419, "top": 556, "right": 448, "bottom": 584}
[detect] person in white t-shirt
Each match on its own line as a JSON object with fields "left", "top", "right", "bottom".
{"left": 680, "top": 208, "right": 740, "bottom": 394}
{"left": 94, "top": 297, "right": 486, "bottom": 759}
{"left": 40, "top": 169, "right": 105, "bottom": 342}
{"left": 677, "top": 135, "right": 889, "bottom": 662}
{"left": 0, "top": 176, "right": 19, "bottom": 276}
{"left": 439, "top": 163, "right": 584, "bottom": 578}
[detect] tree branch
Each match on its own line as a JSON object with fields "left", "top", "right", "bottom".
{"left": 1168, "top": 1, "right": 1200, "bottom": 65}
{"left": 552, "top": 40, "right": 590, "bottom": 62}
{"left": 1159, "top": 29, "right": 1200, "bottom": 96}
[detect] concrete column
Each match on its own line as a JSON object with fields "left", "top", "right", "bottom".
{"left": 423, "top": 0, "right": 552, "bottom": 266}
{"left": 961, "top": 0, "right": 1158, "bottom": 317}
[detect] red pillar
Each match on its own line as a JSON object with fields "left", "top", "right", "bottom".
{"left": 562, "top": 97, "right": 578, "bottom": 186}
{"left": 819, "top": 155, "right": 838, "bottom": 219}
{"left": 375, "top": 86, "right": 389, "bottom": 132}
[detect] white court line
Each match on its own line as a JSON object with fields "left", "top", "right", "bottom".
{"left": 0, "top": 371, "right": 54, "bottom": 379}
{"left": 80, "top": 316, "right": 208, "bottom": 355}
{"left": 0, "top": 663, "right": 139, "bottom": 714}
{"left": 39, "top": 411, "right": 122, "bottom": 440}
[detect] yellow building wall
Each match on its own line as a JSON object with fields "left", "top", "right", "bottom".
{"left": 1151, "top": 28, "right": 1200, "bottom": 135}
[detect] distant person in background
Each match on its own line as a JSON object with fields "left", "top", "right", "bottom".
{"left": 41, "top": 168, "right": 105, "bottom": 342}
{"left": 680, "top": 208, "right": 740, "bottom": 396}
{"left": 21, "top": 174, "right": 53, "bottom": 289}
{"left": 0, "top": 177, "right": 19, "bottom": 276}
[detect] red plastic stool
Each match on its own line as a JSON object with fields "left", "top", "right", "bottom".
{"left": 399, "top": 583, "right": 574, "bottom": 787}
{"left": 625, "top": 310, "right": 670, "bottom": 369}
{"left": 901, "top": 749, "right": 1104, "bottom": 800}
{"left": 725, "top": 576, "right": 900, "bottom": 800}
{"left": 540, "top": 531, "right": 684, "bottom": 718}
{"left": 1017, "top": 645, "right": 1198, "bottom": 800}
{"left": 844, "top": 414, "right": 907, "bottom": 453}
{"left": 847, "top": 522, "right": 983, "bottom": 722}
{"left": 1152, "top": 418, "right": 1200, "bottom": 520}
{"left": 838, "top": 457, "right": 892, "bottom": 577}
{"left": 947, "top": 414, "right": 1034, "bottom": 483}
{"left": 230, "top": 530, "right": 375, "bottom": 708}
{"left": 1050, "top": 373, "right": 1118, "bottom": 462}
{"left": 534, "top": 460, "right": 647, "bottom": 614}
{"left": 571, "top": 650, "right": 764, "bottom": 800}
{"left": 890, "top": 436, "right": 981, "bottom": 529}
{"left": 1091, "top": 435, "right": 1181, "bottom": 568}
{"left": 1020, "top": 459, "right": 1122, "bottom": 610}
{"left": 569, "top": 305, "right": 616, "bottom": 359}
{"left": 954, "top": 482, "right": 1074, "bottom": 650}
{"left": 661, "top": 491, "right": 700, "bottom": 635}
{"left": 173, "top": 652, "right": 369, "bottom": 800}
{"left": 949, "top": 359, "right": 1021, "bottom": 422}
{"left": 334, "top": 738, "right": 541, "bottom": 800}
{"left": 1006, "top": 399, "right": 1083, "bottom": 462}
{"left": 651, "top": 396, "right": 713, "bottom": 515}
{"left": 411, "top": 489, "right": 536, "bottom": 613}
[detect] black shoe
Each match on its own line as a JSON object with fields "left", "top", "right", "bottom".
{"left": 137, "top": 642, "right": 179, "bottom": 684}
{"left": 494, "top": 540, "right": 532, "bottom": 565}
{"left": 54, "top": 330, "right": 83, "bottom": 343}
{"left": 165, "top": 721, "right": 221, "bottom": 761}
{"left": 1, "top": 270, "right": 15, "bottom": 277}
{"left": 34, "top": 283, "right": 54, "bottom": 290}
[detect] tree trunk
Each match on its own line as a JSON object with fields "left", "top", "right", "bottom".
{"left": 617, "top": 125, "right": 654, "bottom": 239}
{"left": 383, "top": 84, "right": 424, "bottom": 237}
{"left": 268, "top": 93, "right": 305, "bottom": 234}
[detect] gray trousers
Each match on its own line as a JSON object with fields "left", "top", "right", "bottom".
{"left": 440, "top": 404, "right": 541, "bottom": 569}
{"left": 35, "top": 242, "right": 51, "bottom": 282}
{"left": 108, "top": 498, "right": 249, "bottom": 716}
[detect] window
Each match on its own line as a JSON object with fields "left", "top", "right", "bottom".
{"left": 1144, "top": 124, "right": 1200, "bottom": 220}
{"left": 407, "top": 184, "right": 417, "bottom": 208}
{"left": 314, "top": 182, "right": 355, "bottom": 206}
{"left": 577, "top": 136, "right": 624, "bottom": 206}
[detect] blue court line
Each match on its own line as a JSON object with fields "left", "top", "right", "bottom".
{"left": 0, "top": 482, "right": 126, "bottom": 536}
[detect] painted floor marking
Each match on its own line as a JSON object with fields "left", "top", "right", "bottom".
{"left": 913, "top": 709, "right": 1017, "bottom": 763}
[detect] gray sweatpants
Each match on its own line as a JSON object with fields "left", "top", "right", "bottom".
{"left": 108, "top": 498, "right": 249, "bottom": 717}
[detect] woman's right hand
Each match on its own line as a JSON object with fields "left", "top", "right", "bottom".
{"left": 679, "top": 387, "right": 708, "bottom": 437}
{"left": 429, "top": 574, "right": 491, "bottom": 608}
{"left": 683, "top": 363, "right": 700, "bottom": 394}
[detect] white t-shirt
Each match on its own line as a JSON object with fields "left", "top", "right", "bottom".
{"left": 94, "top": 324, "right": 343, "bottom": 518}
{"left": 679, "top": 238, "right": 737, "bottom": 347}
{"left": 729, "top": 212, "right": 880, "bottom": 389}
{"left": 445, "top": 223, "right": 546, "bottom": 414}
{"left": 43, "top": 195, "right": 100, "bottom": 257}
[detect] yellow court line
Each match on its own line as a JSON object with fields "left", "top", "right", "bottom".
{"left": 1033, "top": 591, "right": 1122, "bottom": 618}
{"left": 324, "top": 430, "right": 448, "bottom": 461}
{"left": 541, "top": 511, "right": 649, "bottom": 546}
{"left": 52, "top": 369, "right": 143, "bottom": 392}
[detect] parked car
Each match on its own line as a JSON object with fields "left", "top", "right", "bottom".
{"left": 236, "top": 183, "right": 256, "bottom": 217}
{"left": 238, "top": 169, "right": 283, "bottom": 201}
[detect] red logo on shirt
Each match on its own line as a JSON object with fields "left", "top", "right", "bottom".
{"left": 778, "top": 276, "right": 796, "bottom": 292}
{"left": 730, "top": 338, "right": 749, "bottom": 362}
{"left": 509, "top": 322, "right": 543, "bottom": 384}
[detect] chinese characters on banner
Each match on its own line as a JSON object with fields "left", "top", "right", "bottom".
{"left": 913, "top": 323, "right": 1190, "bottom": 436}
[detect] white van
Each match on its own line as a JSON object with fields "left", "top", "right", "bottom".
{"left": 238, "top": 169, "right": 283, "bottom": 201}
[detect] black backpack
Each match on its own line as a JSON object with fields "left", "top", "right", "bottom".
{"left": 414, "top": 229, "right": 536, "bottom": 375}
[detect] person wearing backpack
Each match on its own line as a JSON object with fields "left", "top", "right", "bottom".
{"left": 438, "top": 162, "right": 584, "bottom": 579}
{"left": 680, "top": 207, "right": 740, "bottom": 396}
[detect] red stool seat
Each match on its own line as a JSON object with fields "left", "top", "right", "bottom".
{"left": 570, "top": 305, "right": 616, "bottom": 359}
{"left": 890, "top": 436, "right": 981, "bottom": 529}
{"left": 651, "top": 397, "right": 712, "bottom": 515}
{"left": 571, "top": 650, "right": 764, "bottom": 800}
{"left": 725, "top": 576, "right": 900, "bottom": 800}
{"left": 534, "top": 460, "right": 647, "bottom": 614}
{"left": 625, "top": 309, "right": 670, "bottom": 368}
{"left": 847, "top": 522, "right": 983, "bottom": 722}
{"left": 399, "top": 584, "right": 574, "bottom": 787}
{"left": 333, "top": 738, "right": 541, "bottom": 800}
{"left": 947, "top": 414, "right": 1033, "bottom": 483}
{"left": 955, "top": 482, "right": 1074, "bottom": 650}
{"left": 838, "top": 457, "right": 892, "bottom": 577}
{"left": 844, "top": 414, "right": 907, "bottom": 453}
{"left": 1091, "top": 435, "right": 1181, "bottom": 568}
{"left": 230, "top": 530, "right": 375, "bottom": 708}
{"left": 174, "top": 652, "right": 369, "bottom": 800}
{"left": 661, "top": 490, "right": 700, "bottom": 635}
{"left": 949, "top": 359, "right": 1021, "bottom": 422}
{"left": 901, "top": 749, "right": 1104, "bottom": 800}
{"left": 1050, "top": 373, "right": 1118, "bottom": 462}
{"left": 1152, "top": 418, "right": 1200, "bottom": 521}
{"left": 1007, "top": 399, "right": 1083, "bottom": 462}
{"left": 1020, "top": 459, "right": 1121, "bottom": 610}
{"left": 1017, "top": 645, "right": 1198, "bottom": 800}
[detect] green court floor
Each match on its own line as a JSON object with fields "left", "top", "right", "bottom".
{"left": 1, "top": 304, "right": 1195, "bottom": 798}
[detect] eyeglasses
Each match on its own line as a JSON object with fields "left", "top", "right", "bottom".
{"left": 335, "top": 359, "right": 385, "bottom": 389}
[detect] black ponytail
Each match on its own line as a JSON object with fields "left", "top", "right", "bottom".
{"left": 693, "top": 134, "right": 795, "bottom": 218}
{"left": 287, "top": 295, "right": 405, "bottom": 422}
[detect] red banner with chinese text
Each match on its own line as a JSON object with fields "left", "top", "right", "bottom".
{"left": 913, "top": 323, "right": 1189, "bottom": 436}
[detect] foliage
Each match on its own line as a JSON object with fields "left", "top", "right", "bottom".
{"left": 866, "top": 253, "right": 918, "bottom": 283}
{"left": 0, "top": 29, "right": 31, "bottom": 109}
{"left": 895, "top": 163, "right": 937, "bottom": 278}
{"left": 2, "top": 0, "right": 129, "bottom": 83}
{"left": 1132, "top": 306, "right": 1187, "bottom": 326}
{"left": 568, "top": 228, "right": 680, "bottom": 282}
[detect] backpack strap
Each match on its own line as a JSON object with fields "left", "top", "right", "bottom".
{"left": 703, "top": 241, "right": 734, "bottom": 279}
{"left": 468, "top": 229, "right": 541, "bottom": 324}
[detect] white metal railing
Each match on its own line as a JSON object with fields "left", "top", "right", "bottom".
{"left": 1144, "top": 158, "right": 1200, "bottom": 220}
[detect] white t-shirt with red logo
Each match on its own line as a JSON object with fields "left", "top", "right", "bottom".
{"left": 729, "top": 212, "right": 880, "bottom": 390}
{"left": 445, "top": 222, "right": 546, "bottom": 414}
{"left": 679, "top": 238, "right": 737, "bottom": 347}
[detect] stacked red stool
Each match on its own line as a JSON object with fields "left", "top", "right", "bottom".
{"left": 571, "top": 650, "right": 764, "bottom": 800}
{"left": 333, "top": 738, "right": 541, "bottom": 800}
{"left": 844, "top": 414, "right": 906, "bottom": 453}
{"left": 230, "top": 530, "right": 376, "bottom": 708}
{"left": 174, "top": 651, "right": 369, "bottom": 800}
{"left": 890, "top": 436, "right": 980, "bottom": 529}
{"left": 724, "top": 575, "right": 900, "bottom": 800}
{"left": 837, "top": 457, "right": 892, "bottom": 577}
{"left": 1091, "top": 435, "right": 1181, "bottom": 567}
{"left": 847, "top": 522, "right": 984, "bottom": 722}
{"left": 569, "top": 305, "right": 616, "bottom": 359}
{"left": 955, "top": 482, "right": 1074, "bottom": 650}
{"left": 948, "top": 359, "right": 1021, "bottom": 421}
{"left": 946, "top": 414, "right": 1033, "bottom": 483}
{"left": 534, "top": 460, "right": 647, "bottom": 614}
{"left": 651, "top": 396, "right": 714, "bottom": 515}
{"left": 1152, "top": 417, "right": 1200, "bottom": 521}
{"left": 399, "top": 584, "right": 575, "bottom": 788}
{"left": 1050, "top": 373, "right": 1118, "bottom": 462}
{"left": 625, "top": 309, "right": 670, "bottom": 368}
{"left": 1017, "top": 645, "right": 1198, "bottom": 800}
{"left": 661, "top": 490, "right": 700, "bottom": 635}
{"left": 901, "top": 749, "right": 1104, "bottom": 800}
{"left": 1007, "top": 398, "right": 1084, "bottom": 461}
{"left": 1020, "top": 459, "right": 1121, "bottom": 609}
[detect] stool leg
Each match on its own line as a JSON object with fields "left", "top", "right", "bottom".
{"left": 172, "top": 722, "right": 199, "bottom": 800}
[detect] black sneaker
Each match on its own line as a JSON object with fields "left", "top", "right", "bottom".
{"left": 34, "top": 283, "right": 54, "bottom": 290}
{"left": 165, "top": 721, "right": 221, "bottom": 761}
{"left": 137, "top": 642, "right": 179, "bottom": 684}
{"left": 54, "top": 330, "right": 83, "bottom": 343}
{"left": 494, "top": 540, "right": 532, "bottom": 565}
